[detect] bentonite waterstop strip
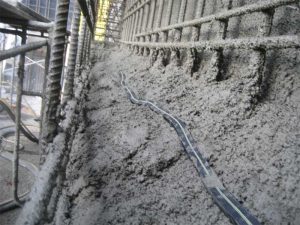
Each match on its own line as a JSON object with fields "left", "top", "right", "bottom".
{"left": 119, "top": 71, "right": 261, "bottom": 225}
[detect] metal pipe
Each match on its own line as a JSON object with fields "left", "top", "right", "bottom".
{"left": 0, "top": 41, "right": 48, "bottom": 61}
{"left": 0, "top": 28, "right": 23, "bottom": 36}
{"left": 41, "top": 0, "right": 70, "bottom": 152}
{"left": 63, "top": 1, "right": 81, "bottom": 101}
{"left": 135, "top": 0, "right": 298, "bottom": 38}
{"left": 0, "top": 18, "right": 54, "bottom": 32}
{"left": 13, "top": 28, "right": 26, "bottom": 205}
{"left": 39, "top": 43, "right": 50, "bottom": 146}
{"left": 10, "top": 34, "right": 17, "bottom": 105}
{"left": 22, "top": 91, "right": 43, "bottom": 97}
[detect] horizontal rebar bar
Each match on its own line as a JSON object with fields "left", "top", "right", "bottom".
{"left": 135, "top": 0, "right": 297, "bottom": 38}
{"left": 0, "top": 40, "right": 48, "bottom": 61}
{"left": 122, "top": 35, "right": 300, "bottom": 50}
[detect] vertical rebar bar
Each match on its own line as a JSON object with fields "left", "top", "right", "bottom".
{"left": 132, "top": 4, "right": 140, "bottom": 44}
{"left": 135, "top": 1, "right": 144, "bottom": 54}
{"left": 41, "top": 0, "right": 70, "bottom": 153}
{"left": 171, "top": 0, "right": 187, "bottom": 65}
{"left": 13, "top": 28, "right": 26, "bottom": 204}
{"left": 129, "top": 9, "right": 136, "bottom": 42}
{"left": 191, "top": 0, "right": 206, "bottom": 42}
{"left": 77, "top": 18, "right": 87, "bottom": 67}
{"left": 186, "top": 0, "right": 206, "bottom": 75}
{"left": 141, "top": 0, "right": 150, "bottom": 55}
{"left": 209, "top": 0, "right": 232, "bottom": 81}
{"left": 129, "top": 12, "right": 136, "bottom": 43}
{"left": 157, "top": 0, "right": 173, "bottom": 64}
{"left": 247, "top": 9, "right": 274, "bottom": 99}
{"left": 63, "top": 1, "right": 81, "bottom": 101}
{"left": 151, "top": 0, "right": 164, "bottom": 64}
{"left": 148, "top": 0, "right": 156, "bottom": 57}
{"left": 81, "top": 23, "right": 88, "bottom": 65}
{"left": 84, "top": 30, "right": 91, "bottom": 64}
{"left": 148, "top": 0, "right": 156, "bottom": 31}
{"left": 74, "top": 17, "right": 86, "bottom": 79}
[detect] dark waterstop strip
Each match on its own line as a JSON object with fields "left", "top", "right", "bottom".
{"left": 119, "top": 71, "right": 261, "bottom": 225}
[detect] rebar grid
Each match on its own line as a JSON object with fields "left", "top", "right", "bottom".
{"left": 123, "top": 0, "right": 151, "bottom": 21}
{"left": 122, "top": 0, "right": 299, "bottom": 67}
{"left": 41, "top": 0, "right": 70, "bottom": 152}
{"left": 134, "top": 0, "right": 298, "bottom": 38}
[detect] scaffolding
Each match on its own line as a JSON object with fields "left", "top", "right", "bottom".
{"left": 95, "top": 0, "right": 125, "bottom": 42}
{"left": 0, "top": 0, "right": 99, "bottom": 214}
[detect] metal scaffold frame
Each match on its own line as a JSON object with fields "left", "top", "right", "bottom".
{"left": 95, "top": 0, "right": 126, "bottom": 42}
{"left": 0, "top": 0, "right": 99, "bottom": 213}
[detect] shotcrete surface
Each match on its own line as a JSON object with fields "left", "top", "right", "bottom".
{"left": 62, "top": 46, "right": 300, "bottom": 225}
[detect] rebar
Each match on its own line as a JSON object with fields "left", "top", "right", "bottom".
{"left": 148, "top": 0, "right": 156, "bottom": 58}
{"left": 209, "top": 0, "right": 233, "bottom": 81}
{"left": 247, "top": 9, "right": 274, "bottom": 100}
{"left": 63, "top": 1, "right": 81, "bottom": 101}
{"left": 151, "top": 0, "right": 164, "bottom": 64}
{"left": 141, "top": 0, "right": 150, "bottom": 55}
{"left": 171, "top": 0, "right": 187, "bottom": 65}
{"left": 121, "top": 35, "right": 300, "bottom": 50}
{"left": 41, "top": 0, "right": 70, "bottom": 152}
{"left": 75, "top": 18, "right": 86, "bottom": 77}
{"left": 123, "top": 0, "right": 151, "bottom": 20}
{"left": 136, "top": 1, "right": 144, "bottom": 54}
{"left": 186, "top": 0, "right": 206, "bottom": 75}
{"left": 13, "top": 28, "right": 26, "bottom": 205}
{"left": 135, "top": 0, "right": 298, "bottom": 38}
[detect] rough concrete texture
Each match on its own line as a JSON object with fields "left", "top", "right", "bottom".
{"left": 16, "top": 0, "right": 300, "bottom": 224}
{"left": 48, "top": 37, "right": 300, "bottom": 225}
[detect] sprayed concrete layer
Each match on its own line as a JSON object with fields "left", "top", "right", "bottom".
{"left": 38, "top": 39, "right": 300, "bottom": 225}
